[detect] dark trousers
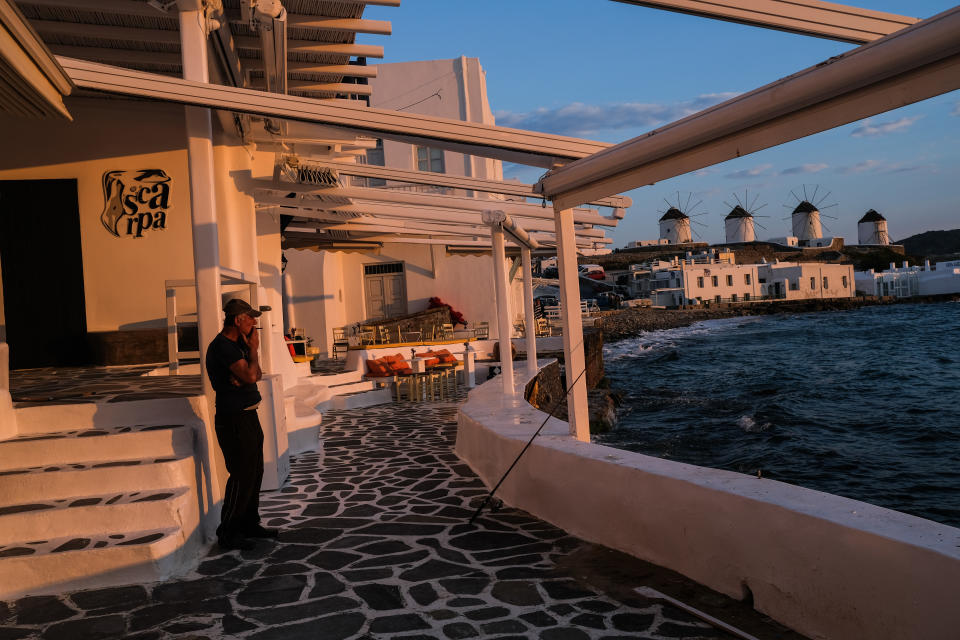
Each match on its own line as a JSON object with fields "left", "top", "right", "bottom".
{"left": 215, "top": 409, "right": 264, "bottom": 540}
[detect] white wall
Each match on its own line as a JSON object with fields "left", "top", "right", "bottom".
{"left": 760, "top": 263, "right": 854, "bottom": 300}
{"left": 0, "top": 98, "right": 197, "bottom": 332}
{"left": 682, "top": 263, "right": 760, "bottom": 302}
{"left": 456, "top": 364, "right": 960, "bottom": 640}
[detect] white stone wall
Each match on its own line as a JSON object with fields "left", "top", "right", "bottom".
{"left": 456, "top": 364, "right": 960, "bottom": 640}
{"left": 759, "top": 262, "right": 854, "bottom": 300}
{"left": 682, "top": 263, "right": 761, "bottom": 302}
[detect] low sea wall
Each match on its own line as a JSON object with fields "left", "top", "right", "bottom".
{"left": 455, "top": 362, "right": 960, "bottom": 640}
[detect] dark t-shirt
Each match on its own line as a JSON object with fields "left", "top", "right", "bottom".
{"left": 206, "top": 333, "right": 262, "bottom": 413}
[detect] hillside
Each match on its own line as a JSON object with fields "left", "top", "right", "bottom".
{"left": 896, "top": 229, "right": 960, "bottom": 258}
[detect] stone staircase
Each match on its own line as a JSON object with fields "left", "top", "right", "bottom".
{"left": 0, "top": 424, "right": 203, "bottom": 599}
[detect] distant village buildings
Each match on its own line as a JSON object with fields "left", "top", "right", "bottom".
{"left": 855, "top": 260, "right": 960, "bottom": 298}
{"left": 621, "top": 250, "right": 854, "bottom": 308}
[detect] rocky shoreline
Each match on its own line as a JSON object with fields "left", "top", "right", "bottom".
{"left": 595, "top": 293, "right": 960, "bottom": 342}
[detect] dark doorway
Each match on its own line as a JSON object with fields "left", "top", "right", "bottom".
{"left": 0, "top": 179, "right": 90, "bottom": 369}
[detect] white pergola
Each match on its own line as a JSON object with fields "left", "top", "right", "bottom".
{"left": 5, "top": 0, "right": 957, "bottom": 440}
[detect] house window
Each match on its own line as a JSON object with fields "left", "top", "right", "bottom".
{"left": 715, "top": 295, "right": 721, "bottom": 303}
{"left": 790, "top": 280, "right": 799, "bottom": 291}
{"left": 842, "top": 275, "right": 848, "bottom": 288}
{"left": 823, "top": 276, "right": 829, "bottom": 289}
{"left": 711, "top": 276, "right": 718, "bottom": 287}
{"left": 726, "top": 275, "right": 733, "bottom": 286}
{"left": 810, "top": 277, "right": 817, "bottom": 289}
{"left": 697, "top": 276, "right": 704, "bottom": 288}
{"left": 744, "top": 293, "right": 751, "bottom": 301}
{"left": 363, "top": 139, "right": 386, "bottom": 186}
{"left": 416, "top": 146, "right": 445, "bottom": 173}
{"left": 731, "top": 293, "right": 738, "bottom": 302}
{"left": 744, "top": 273, "right": 751, "bottom": 285}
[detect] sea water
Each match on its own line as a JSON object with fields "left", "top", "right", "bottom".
{"left": 598, "top": 301, "right": 960, "bottom": 528}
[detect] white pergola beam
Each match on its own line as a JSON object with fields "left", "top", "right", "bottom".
{"left": 302, "top": 158, "right": 631, "bottom": 208}
{"left": 246, "top": 62, "right": 378, "bottom": 78}
{"left": 612, "top": 0, "right": 918, "bottom": 43}
{"left": 260, "top": 199, "right": 609, "bottom": 237}
{"left": 19, "top": 0, "right": 179, "bottom": 18}
{"left": 32, "top": 20, "right": 181, "bottom": 44}
{"left": 286, "top": 15, "right": 391, "bottom": 35}
{"left": 250, "top": 181, "right": 610, "bottom": 225}
{"left": 58, "top": 57, "right": 611, "bottom": 168}
{"left": 233, "top": 37, "right": 384, "bottom": 58}
{"left": 249, "top": 79, "right": 373, "bottom": 95}
{"left": 47, "top": 45, "right": 181, "bottom": 67}
{"left": 538, "top": 7, "right": 960, "bottom": 209}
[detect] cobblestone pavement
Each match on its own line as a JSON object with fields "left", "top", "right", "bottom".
{"left": 0, "top": 396, "right": 788, "bottom": 640}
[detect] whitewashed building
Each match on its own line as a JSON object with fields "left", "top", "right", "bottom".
{"left": 855, "top": 260, "right": 960, "bottom": 297}
{"left": 758, "top": 261, "right": 856, "bottom": 300}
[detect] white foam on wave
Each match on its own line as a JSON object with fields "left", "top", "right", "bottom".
{"left": 737, "top": 414, "right": 771, "bottom": 433}
{"left": 604, "top": 316, "right": 760, "bottom": 361}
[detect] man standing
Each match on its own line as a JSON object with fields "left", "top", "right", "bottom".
{"left": 205, "top": 298, "right": 277, "bottom": 550}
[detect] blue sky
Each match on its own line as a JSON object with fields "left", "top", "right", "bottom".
{"left": 360, "top": 1, "right": 959, "bottom": 246}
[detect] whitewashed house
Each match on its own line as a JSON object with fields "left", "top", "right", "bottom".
{"left": 855, "top": 260, "right": 960, "bottom": 297}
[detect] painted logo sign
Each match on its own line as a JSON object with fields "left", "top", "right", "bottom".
{"left": 101, "top": 169, "right": 171, "bottom": 238}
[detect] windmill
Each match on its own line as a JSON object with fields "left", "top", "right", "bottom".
{"left": 657, "top": 192, "right": 707, "bottom": 244}
{"left": 723, "top": 190, "right": 769, "bottom": 243}
{"left": 783, "top": 185, "right": 838, "bottom": 243}
{"left": 858, "top": 209, "right": 891, "bottom": 245}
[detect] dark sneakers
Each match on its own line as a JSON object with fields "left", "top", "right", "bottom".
{"left": 244, "top": 524, "right": 279, "bottom": 539}
{"left": 217, "top": 535, "right": 256, "bottom": 551}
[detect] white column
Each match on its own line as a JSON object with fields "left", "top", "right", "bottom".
{"left": 180, "top": 9, "right": 221, "bottom": 400}
{"left": 554, "top": 206, "right": 589, "bottom": 441}
{"left": 490, "top": 226, "right": 515, "bottom": 396}
{"left": 282, "top": 271, "right": 296, "bottom": 335}
{"left": 521, "top": 246, "right": 538, "bottom": 376}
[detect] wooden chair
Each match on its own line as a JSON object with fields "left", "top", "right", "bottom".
{"left": 440, "top": 323, "right": 455, "bottom": 340}
{"left": 377, "top": 325, "right": 393, "bottom": 344}
{"left": 473, "top": 321, "right": 490, "bottom": 339}
{"left": 359, "top": 325, "right": 376, "bottom": 345}
{"left": 332, "top": 327, "right": 349, "bottom": 359}
{"left": 535, "top": 317, "right": 551, "bottom": 337}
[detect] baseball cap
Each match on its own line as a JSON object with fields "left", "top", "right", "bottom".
{"left": 223, "top": 298, "right": 262, "bottom": 317}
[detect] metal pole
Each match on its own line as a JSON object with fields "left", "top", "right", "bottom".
{"left": 553, "top": 206, "right": 589, "bottom": 441}
{"left": 490, "top": 226, "right": 515, "bottom": 396}
{"left": 521, "top": 246, "right": 538, "bottom": 376}
{"left": 180, "top": 8, "right": 221, "bottom": 402}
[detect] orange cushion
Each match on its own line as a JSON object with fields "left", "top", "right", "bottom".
{"left": 393, "top": 366, "right": 414, "bottom": 376}
{"left": 365, "top": 360, "right": 391, "bottom": 377}
{"left": 386, "top": 359, "right": 411, "bottom": 373}
{"left": 434, "top": 349, "right": 452, "bottom": 357}
{"left": 424, "top": 357, "right": 441, "bottom": 367}
{"left": 438, "top": 354, "right": 457, "bottom": 364}
{"left": 381, "top": 354, "right": 401, "bottom": 363}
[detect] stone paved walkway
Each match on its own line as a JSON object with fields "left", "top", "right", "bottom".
{"left": 0, "top": 396, "right": 800, "bottom": 640}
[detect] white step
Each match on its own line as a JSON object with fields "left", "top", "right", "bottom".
{"left": 0, "top": 487, "right": 194, "bottom": 545}
{"left": 0, "top": 425, "right": 194, "bottom": 471}
{"left": 331, "top": 387, "right": 392, "bottom": 410}
{"left": 0, "top": 526, "right": 202, "bottom": 599}
{"left": 0, "top": 455, "right": 197, "bottom": 505}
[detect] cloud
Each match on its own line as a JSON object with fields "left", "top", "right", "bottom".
{"left": 834, "top": 158, "right": 934, "bottom": 175}
{"left": 850, "top": 116, "right": 922, "bottom": 137}
{"left": 494, "top": 92, "right": 739, "bottom": 137}
{"left": 780, "top": 163, "right": 828, "bottom": 176}
{"left": 724, "top": 163, "right": 772, "bottom": 179}
{"left": 952, "top": 102, "right": 960, "bottom": 117}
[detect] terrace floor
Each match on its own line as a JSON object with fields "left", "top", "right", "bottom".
{"left": 0, "top": 391, "right": 804, "bottom": 639}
